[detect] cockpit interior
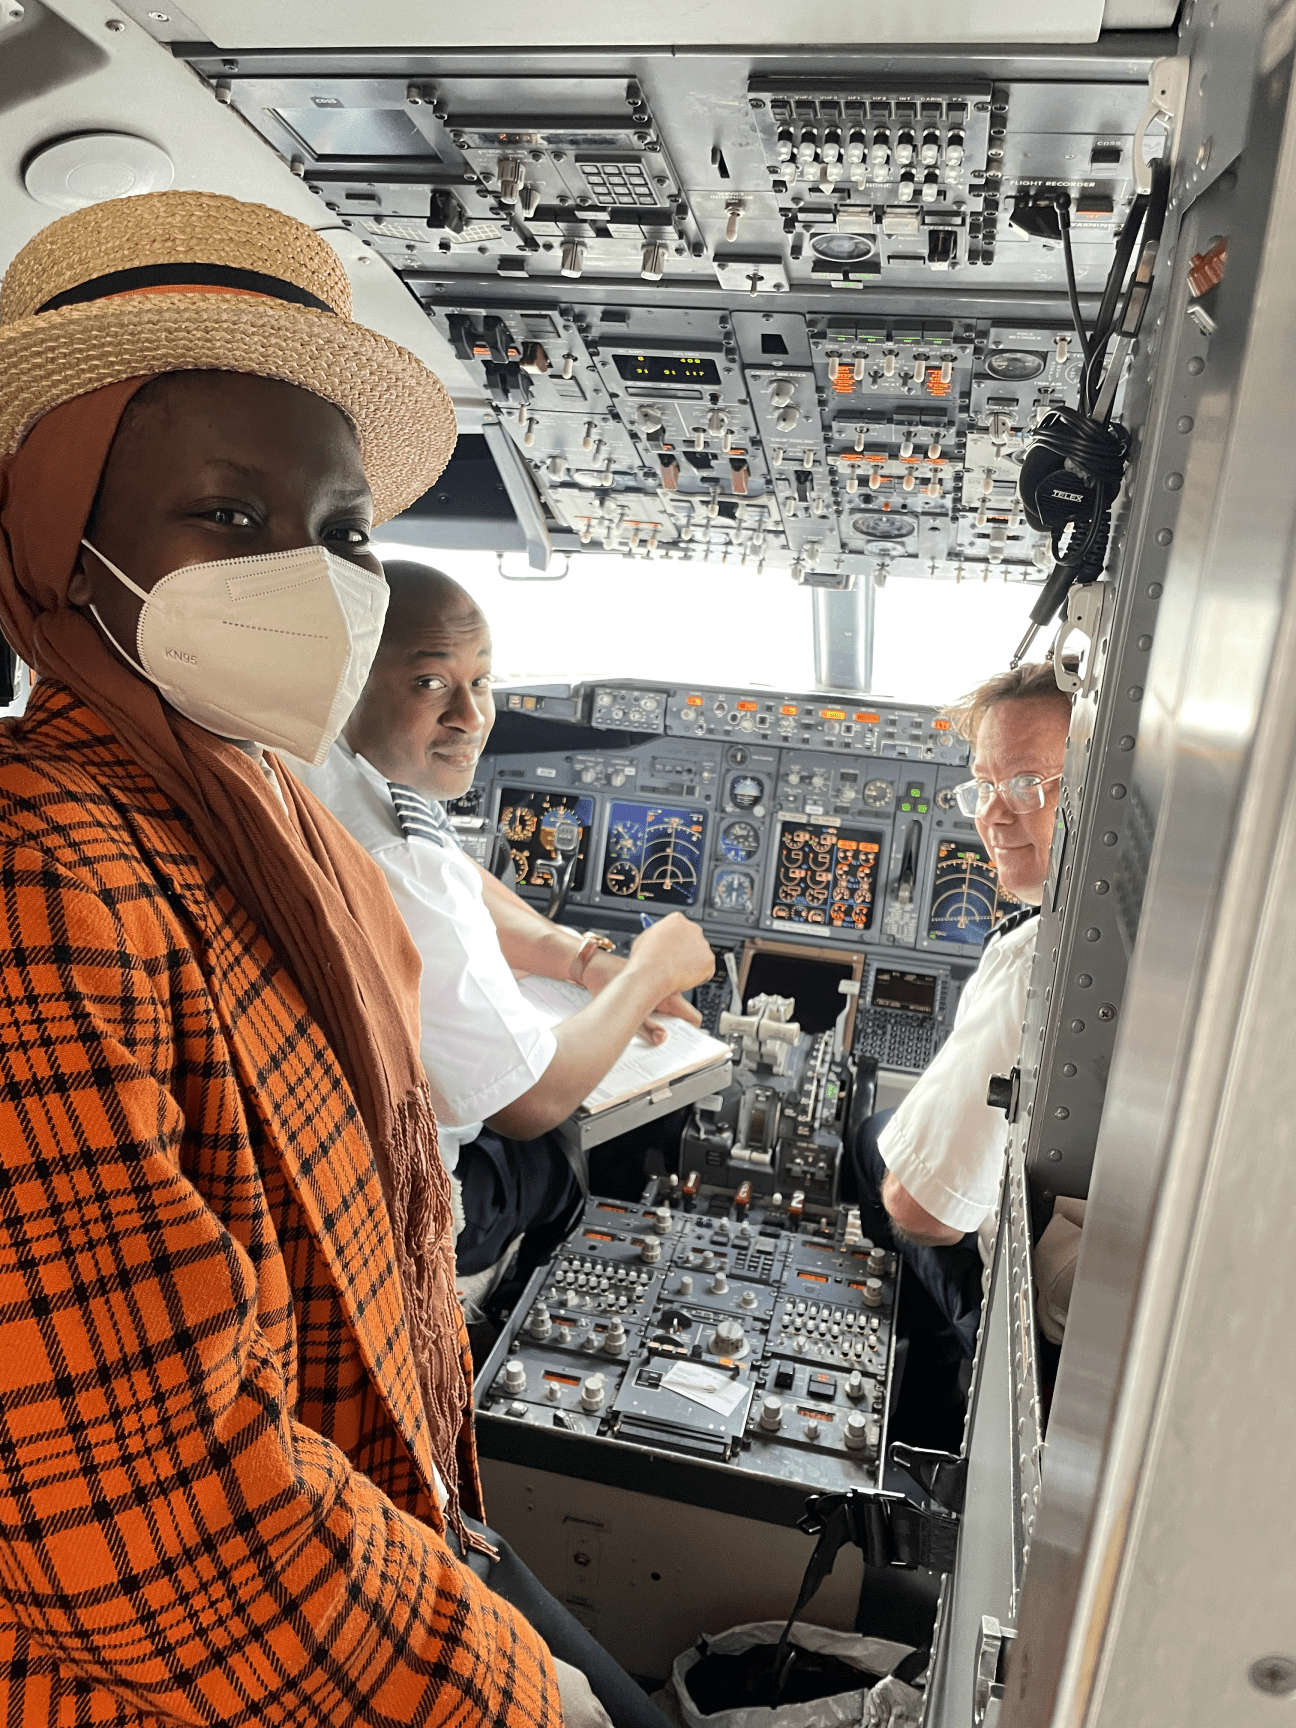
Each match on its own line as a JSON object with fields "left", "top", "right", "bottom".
{"left": 1, "top": 2, "right": 1291, "bottom": 1723}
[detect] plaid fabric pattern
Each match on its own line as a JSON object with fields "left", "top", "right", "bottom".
{"left": 0, "top": 682, "right": 558, "bottom": 1728}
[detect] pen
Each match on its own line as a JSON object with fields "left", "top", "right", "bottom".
{"left": 640, "top": 912, "right": 656, "bottom": 930}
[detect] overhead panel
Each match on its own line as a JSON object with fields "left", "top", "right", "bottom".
{"left": 178, "top": 42, "right": 1161, "bottom": 586}
{"left": 170, "top": 0, "right": 1109, "bottom": 49}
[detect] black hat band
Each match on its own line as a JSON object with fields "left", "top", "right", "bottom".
{"left": 36, "top": 262, "right": 336, "bottom": 316}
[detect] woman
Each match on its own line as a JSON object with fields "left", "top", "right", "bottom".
{"left": 0, "top": 191, "right": 638, "bottom": 1728}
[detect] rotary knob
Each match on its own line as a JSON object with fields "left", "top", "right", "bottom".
{"left": 758, "top": 1396, "right": 783, "bottom": 1432}
{"left": 844, "top": 1411, "right": 870, "bottom": 1451}
{"left": 710, "top": 1270, "right": 729, "bottom": 1295}
{"left": 502, "top": 1359, "right": 527, "bottom": 1395}
{"left": 580, "top": 1372, "right": 606, "bottom": 1411}
{"left": 710, "top": 1317, "right": 745, "bottom": 1356}
{"left": 526, "top": 1302, "right": 552, "bottom": 1341}
{"left": 640, "top": 1237, "right": 662, "bottom": 1264}
{"left": 845, "top": 1370, "right": 868, "bottom": 1401}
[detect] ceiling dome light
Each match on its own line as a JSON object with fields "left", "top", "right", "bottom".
{"left": 24, "top": 133, "right": 175, "bottom": 212}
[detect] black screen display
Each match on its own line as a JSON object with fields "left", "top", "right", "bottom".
{"left": 612, "top": 352, "right": 722, "bottom": 386}
{"left": 872, "top": 968, "right": 938, "bottom": 1016}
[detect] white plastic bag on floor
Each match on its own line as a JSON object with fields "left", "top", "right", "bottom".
{"left": 670, "top": 1621, "right": 919, "bottom": 1728}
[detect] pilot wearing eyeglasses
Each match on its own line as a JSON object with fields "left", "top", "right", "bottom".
{"left": 844, "top": 663, "right": 1071, "bottom": 1431}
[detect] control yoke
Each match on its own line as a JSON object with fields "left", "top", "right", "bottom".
{"left": 542, "top": 813, "right": 583, "bottom": 921}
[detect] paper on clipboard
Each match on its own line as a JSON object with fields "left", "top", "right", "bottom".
{"left": 516, "top": 974, "right": 731, "bottom": 1114}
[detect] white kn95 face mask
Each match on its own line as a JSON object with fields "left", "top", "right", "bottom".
{"left": 80, "top": 539, "right": 388, "bottom": 766}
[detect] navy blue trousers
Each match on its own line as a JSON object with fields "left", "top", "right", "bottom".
{"left": 842, "top": 1108, "right": 985, "bottom": 1359}
{"left": 455, "top": 1128, "right": 584, "bottom": 1276}
{"left": 456, "top": 1516, "right": 671, "bottom": 1727}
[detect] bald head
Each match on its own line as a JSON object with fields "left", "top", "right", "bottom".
{"left": 377, "top": 561, "right": 485, "bottom": 655}
{"left": 343, "top": 559, "right": 495, "bottom": 798}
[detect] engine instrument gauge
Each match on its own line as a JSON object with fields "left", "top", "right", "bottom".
{"left": 720, "top": 819, "right": 761, "bottom": 862}
{"left": 729, "top": 774, "right": 764, "bottom": 809}
{"left": 927, "top": 838, "right": 1011, "bottom": 946}
{"left": 769, "top": 820, "right": 883, "bottom": 931}
{"left": 713, "top": 868, "right": 756, "bottom": 914}
{"left": 862, "top": 778, "right": 893, "bottom": 808}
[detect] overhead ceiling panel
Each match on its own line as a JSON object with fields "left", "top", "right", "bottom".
{"left": 170, "top": 0, "right": 1108, "bottom": 49}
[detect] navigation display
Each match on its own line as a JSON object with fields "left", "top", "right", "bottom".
{"left": 872, "top": 968, "right": 938, "bottom": 1015}
{"left": 769, "top": 820, "right": 883, "bottom": 931}
{"left": 601, "top": 802, "right": 707, "bottom": 906}
{"left": 927, "top": 838, "right": 1011, "bottom": 946}
{"left": 498, "top": 790, "right": 594, "bottom": 890}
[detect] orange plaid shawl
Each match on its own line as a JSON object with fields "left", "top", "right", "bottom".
{"left": 0, "top": 681, "right": 559, "bottom": 1728}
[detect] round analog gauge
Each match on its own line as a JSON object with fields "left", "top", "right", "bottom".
{"left": 851, "top": 512, "right": 917, "bottom": 540}
{"left": 810, "top": 231, "right": 876, "bottom": 264}
{"left": 863, "top": 778, "right": 893, "bottom": 809}
{"left": 720, "top": 819, "right": 761, "bottom": 862}
{"left": 935, "top": 786, "right": 960, "bottom": 810}
{"left": 985, "top": 349, "right": 1047, "bottom": 381}
{"left": 604, "top": 860, "right": 642, "bottom": 896}
{"left": 502, "top": 803, "right": 538, "bottom": 841}
{"left": 730, "top": 773, "right": 764, "bottom": 809}
{"left": 713, "top": 868, "right": 756, "bottom": 914}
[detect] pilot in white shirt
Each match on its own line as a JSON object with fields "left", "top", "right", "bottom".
{"left": 292, "top": 561, "right": 713, "bottom": 1279}
{"left": 846, "top": 664, "right": 1071, "bottom": 1375}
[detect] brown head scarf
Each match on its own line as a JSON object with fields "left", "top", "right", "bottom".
{"left": 0, "top": 377, "right": 469, "bottom": 1527}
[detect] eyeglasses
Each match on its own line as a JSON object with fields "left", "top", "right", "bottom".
{"left": 952, "top": 773, "right": 1062, "bottom": 818}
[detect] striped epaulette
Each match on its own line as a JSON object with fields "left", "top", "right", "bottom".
{"left": 984, "top": 903, "right": 1041, "bottom": 949}
{"left": 387, "top": 781, "right": 457, "bottom": 849}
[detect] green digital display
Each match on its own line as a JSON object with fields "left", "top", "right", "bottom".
{"left": 613, "top": 352, "right": 722, "bottom": 386}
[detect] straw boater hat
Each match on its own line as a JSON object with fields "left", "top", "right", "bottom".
{"left": 0, "top": 190, "right": 456, "bottom": 521}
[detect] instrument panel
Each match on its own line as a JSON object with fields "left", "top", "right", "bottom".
{"left": 473, "top": 680, "right": 1004, "bottom": 988}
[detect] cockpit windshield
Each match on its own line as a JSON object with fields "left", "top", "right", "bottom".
{"left": 382, "top": 547, "right": 1044, "bottom": 699}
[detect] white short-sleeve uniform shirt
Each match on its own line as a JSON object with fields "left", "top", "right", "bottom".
{"left": 290, "top": 741, "right": 557, "bottom": 1174}
{"left": 878, "top": 913, "right": 1038, "bottom": 1251}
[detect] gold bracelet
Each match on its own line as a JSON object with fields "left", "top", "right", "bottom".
{"left": 569, "top": 932, "right": 615, "bottom": 986}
